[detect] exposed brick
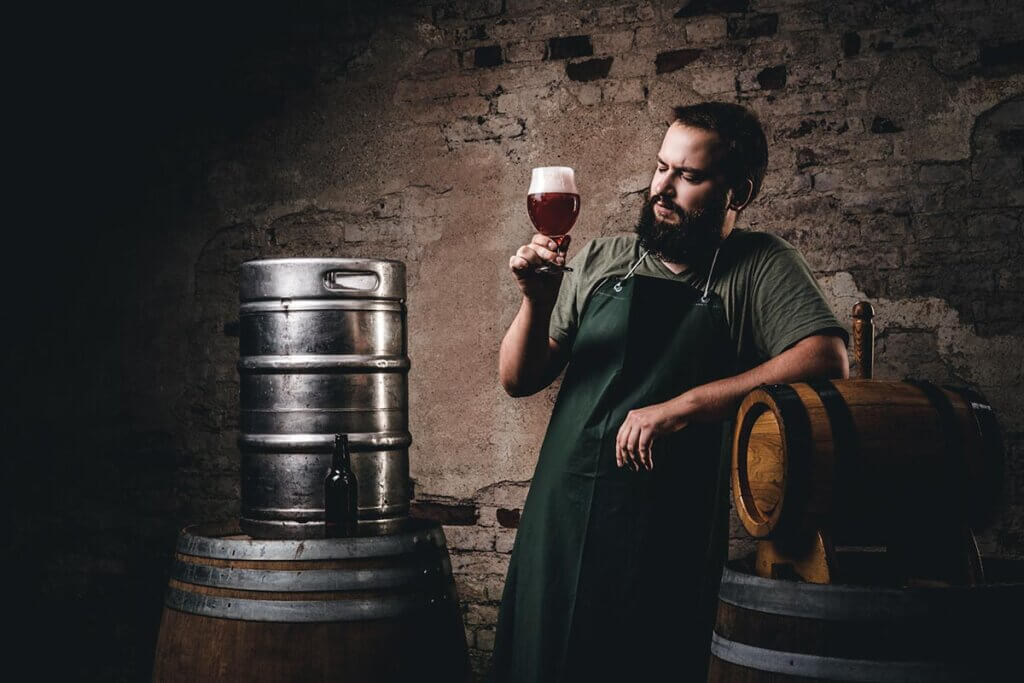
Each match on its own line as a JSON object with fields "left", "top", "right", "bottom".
{"left": 690, "top": 67, "right": 737, "bottom": 95}
{"left": 871, "top": 116, "right": 904, "bottom": 134}
{"left": 566, "top": 56, "right": 614, "bottom": 82}
{"left": 727, "top": 14, "right": 778, "bottom": 39}
{"left": 410, "top": 500, "right": 479, "bottom": 525}
{"left": 576, "top": 83, "right": 602, "bottom": 105}
{"left": 495, "top": 527, "right": 518, "bottom": 553}
{"left": 496, "top": 507, "right": 521, "bottom": 528}
{"left": 756, "top": 64, "right": 787, "bottom": 89}
{"left": 506, "top": 40, "right": 546, "bottom": 63}
{"left": 685, "top": 16, "right": 728, "bottom": 43}
{"left": 445, "top": 525, "right": 497, "bottom": 551}
{"left": 476, "top": 628, "right": 497, "bottom": 652}
{"left": 655, "top": 48, "right": 703, "bottom": 74}
{"left": 546, "top": 35, "right": 594, "bottom": 60}
{"left": 472, "top": 45, "right": 503, "bottom": 68}
{"left": 979, "top": 40, "right": 1024, "bottom": 71}
{"left": 842, "top": 32, "right": 862, "bottom": 57}
{"left": 674, "top": 0, "right": 748, "bottom": 18}
{"left": 465, "top": 603, "right": 500, "bottom": 625}
{"left": 592, "top": 30, "right": 635, "bottom": 55}
{"left": 795, "top": 148, "right": 818, "bottom": 169}
{"left": 997, "top": 129, "right": 1024, "bottom": 151}
{"left": 449, "top": 551, "right": 511, "bottom": 575}
{"left": 918, "top": 163, "right": 969, "bottom": 184}
{"left": 603, "top": 78, "right": 646, "bottom": 103}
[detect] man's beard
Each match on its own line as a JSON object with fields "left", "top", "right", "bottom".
{"left": 634, "top": 192, "right": 728, "bottom": 264}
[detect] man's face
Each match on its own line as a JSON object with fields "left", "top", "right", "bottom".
{"left": 635, "top": 123, "right": 732, "bottom": 263}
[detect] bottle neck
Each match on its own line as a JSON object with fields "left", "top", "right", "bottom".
{"left": 332, "top": 440, "right": 351, "bottom": 469}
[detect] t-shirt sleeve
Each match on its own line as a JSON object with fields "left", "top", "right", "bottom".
{"left": 751, "top": 246, "right": 849, "bottom": 358}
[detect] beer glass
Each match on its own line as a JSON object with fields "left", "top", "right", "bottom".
{"left": 527, "top": 166, "right": 580, "bottom": 273}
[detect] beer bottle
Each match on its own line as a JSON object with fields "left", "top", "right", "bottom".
{"left": 324, "top": 434, "right": 359, "bottom": 538}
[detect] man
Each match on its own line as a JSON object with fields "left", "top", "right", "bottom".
{"left": 491, "top": 102, "right": 849, "bottom": 682}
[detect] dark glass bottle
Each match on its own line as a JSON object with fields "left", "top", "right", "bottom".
{"left": 324, "top": 434, "right": 359, "bottom": 538}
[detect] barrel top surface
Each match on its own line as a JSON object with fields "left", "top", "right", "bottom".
{"left": 240, "top": 258, "right": 406, "bottom": 301}
{"left": 177, "top": 518, "right": 444, "bottom": 560}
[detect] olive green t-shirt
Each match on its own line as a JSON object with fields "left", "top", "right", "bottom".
{"left": 549, "top": 230, "right": 848, "bottom": 373}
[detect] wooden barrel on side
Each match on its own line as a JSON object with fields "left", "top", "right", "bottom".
{"left": 152, "top": 519, "right": 469, "bottom": 683}
{"left": 731, "top": 379, "right": 1003, "bottom": 542}
{"left": 708, "top": 551, "right": 1024, "bottom": 682}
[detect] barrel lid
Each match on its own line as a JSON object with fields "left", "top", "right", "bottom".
{"left": 240, "top": 258, "right": 406, "bottom": 302}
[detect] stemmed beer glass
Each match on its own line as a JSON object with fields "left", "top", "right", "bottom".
{"left": 527, "top": 167, "right": 580, "bottom": 273}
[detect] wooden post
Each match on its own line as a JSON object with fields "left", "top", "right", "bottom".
{"left": 852, "top": 302, "right": 874, "bottom": 379}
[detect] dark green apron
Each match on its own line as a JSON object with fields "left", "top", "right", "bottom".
{"left": 492, "top": 256, "right": 736, "bottom": 682}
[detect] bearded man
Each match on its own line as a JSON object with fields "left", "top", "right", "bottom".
{"left": 491, "top": 102, "right": 849, "bottom": 682}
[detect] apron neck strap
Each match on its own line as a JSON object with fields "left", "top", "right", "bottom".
{"left": 616, "top": 245, "right": 721, "bottom": 300}
{"left": 701, "top": 247, "right": 722, "bottom": 303}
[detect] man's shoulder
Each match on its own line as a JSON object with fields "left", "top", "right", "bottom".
{"left": 726, "top": 229, "right": 798, "bottom": 258}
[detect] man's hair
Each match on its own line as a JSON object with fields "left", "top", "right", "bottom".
{"left": 672, "top": 102, "right": 768, "bottom": 205}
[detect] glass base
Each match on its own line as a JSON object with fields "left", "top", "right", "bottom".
{"left": 535, "top": 263, "right": 573, "bottom": 274}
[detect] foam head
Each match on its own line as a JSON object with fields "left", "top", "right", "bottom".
{"left": 529, "top": 166, "right": 578, "bottom": 195}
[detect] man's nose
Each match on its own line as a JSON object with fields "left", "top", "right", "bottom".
{"left": 651, "top": 175, "right": 674, "bottom": 200}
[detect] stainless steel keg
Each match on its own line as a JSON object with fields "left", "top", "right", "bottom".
{"left": 238, "top": 258, "right": 411, "bottom": 539}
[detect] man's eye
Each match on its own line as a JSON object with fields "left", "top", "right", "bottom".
{"left": 657, "top": 165, "right": 668, "bottom": 172}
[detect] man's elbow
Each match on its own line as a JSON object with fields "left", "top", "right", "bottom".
{"left": 820, "top": 335, "right": 850, "bottom": 379}
{"left": 499, "top": 372, "right": 539, "bottom": 398}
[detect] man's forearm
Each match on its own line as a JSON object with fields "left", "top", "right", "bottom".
{"left": 499, "top": 297, "right": 559, "bottom": 397}
{"left": 667, "top": 334, "right": 849, "bottom": 423}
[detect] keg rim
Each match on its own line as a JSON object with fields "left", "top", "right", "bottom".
{"left": 241, "top": 257, "right": 406, "bottom": 267}
{"left": 176, "top": 518, "right": 444, "bottom": 560}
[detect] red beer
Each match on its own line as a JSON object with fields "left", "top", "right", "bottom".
{"left": 527, "top": 192, "right": 580, "bottom": 241}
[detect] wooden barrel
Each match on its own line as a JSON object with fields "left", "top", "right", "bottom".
{"left": 708, "top": 551, "right": 1024, "bottom": 682}
{"left": 152, "top": 519, "right": 469, "bottom": 682}
{"left": 731, "top": 379, "right": 1003, "bottom": 541}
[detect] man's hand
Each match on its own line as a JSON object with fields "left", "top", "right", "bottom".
{"left": 509, "top": 234, "right": 571, "bottom": 302}
{"left": 615, "top": 401, "right": 690, "bottom": 471}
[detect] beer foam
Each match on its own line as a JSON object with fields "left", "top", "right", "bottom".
{"left": 529, "top": 166, "right": 578, "bottom": 194}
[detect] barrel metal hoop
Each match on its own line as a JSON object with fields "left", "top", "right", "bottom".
{"left": 238, "top": 432, "right": 413, "bottom": 453}
{"left": 238, "top": 355, "right": 411, "bottom": 373}
{"left": 240, "top": 299, "right": 405, "bottom": 314}
{"left": 805, "top": 379, "right": 861, "bottom": 516}
{"left": 759, "top": 384, "right": 813, "bottom": 537}
{"left": 904, "top": 379, "right": 969, "bottom": 513}
{"left": 942, "top": 385, "right": 1005, "bottom": 526}
{"left": 710, "top": 632, "right": 965, "bottom": 682}
{"left": 718, "top": 564, "right": 969, "bottom": 620}
{"left": 170, "top": 561, "right": 443, "bottom": 591}
{"left": 164, "top": 586, "right": 451, "bottom": 622}
{"left": 175, "top": 521, "right": 445, "bottom": 560}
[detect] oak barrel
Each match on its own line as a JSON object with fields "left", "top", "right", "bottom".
{"left": 708, "top": 551, "right": 1024, "bottom": 682}
{"left": 152, "top": 519, "right": 469, "bottom": 682}
{"left": 732, "top": 379, "right": 1003, "bottom": 542}
{"left": 239, "top": 258, "right": 411, "bottom": 539}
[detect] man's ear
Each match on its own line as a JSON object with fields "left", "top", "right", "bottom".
{"left": 729, "top": 178, "right": 755, "bottom": 211}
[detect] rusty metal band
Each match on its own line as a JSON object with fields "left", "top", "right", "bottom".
{"left": 170, "top": 560, "right": 445, "bottom": 592}
{"left": 904, "top": 378, "right": 969, "bottom": 516}
{"left": 805, "top": 378, "right": 860, "bottom": 519}
{"left": 164, "top": 586, "right": 453, "bottom": 622}
{"left": 175, "top": 521, "right": 444, "bottom": 560}
{"left": 710, "top": 632, "right": 964, "bottom": 682}
{"left": 942, "top": 385, "right": 1005, "bottom": 528}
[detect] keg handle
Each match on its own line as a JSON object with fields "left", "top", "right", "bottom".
{"left": 324, "top": 270, "right": 380, "bottom": 292}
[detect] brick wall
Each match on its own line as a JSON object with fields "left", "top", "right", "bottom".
{"left": 13, "top": 1, "right": 1023, "bottom": 680}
